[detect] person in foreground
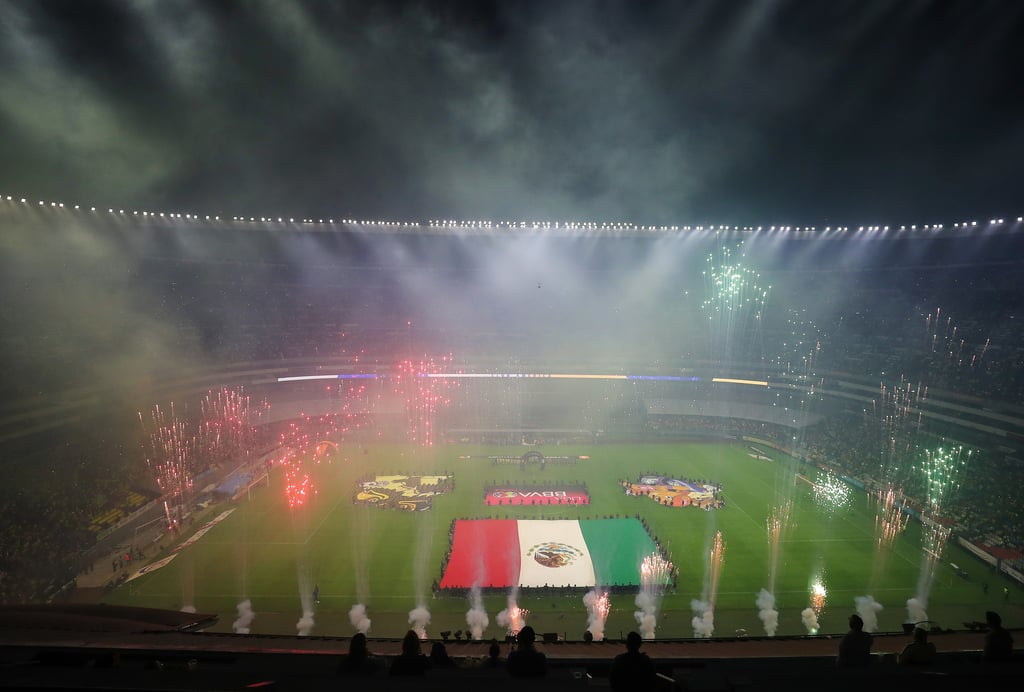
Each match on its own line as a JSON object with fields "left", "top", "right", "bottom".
{"left": 836, "top": 614, "right": 873, "bottom": 667}
{"left": 390, "top": 630, "right": 431, "bottom": 676}
{"left": 337, "top": 632, "right": 382, "bottom": 676}
{"left": 609, "top": 631, "right": 656, "bottom": 691}
{"left": 897, "top": 627, "right": 936, "bottom": 665}
{"left": 983, "top": 610, "right": 1014, "bottom": 662}
{"left": 507, "top": 626, "right": 546, "bottom": 677}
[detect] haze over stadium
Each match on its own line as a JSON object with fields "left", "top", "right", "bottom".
{"left": 0, "top": 1, "right": 1022, "bottom": 682}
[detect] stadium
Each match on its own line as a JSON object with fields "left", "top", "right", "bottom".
{"left": 1, "top": 2, "right": 1023, "bottom": 689}
{"left": 1, "top": 202, "right": 1022, "bottom": 688}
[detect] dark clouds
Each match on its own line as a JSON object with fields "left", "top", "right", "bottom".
{"left": 1, "top": 0, "right": 1022, "bottom": 224}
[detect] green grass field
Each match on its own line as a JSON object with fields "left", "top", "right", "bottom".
{"left": 104, "top": 442, "right": 1014, "bottom": 639}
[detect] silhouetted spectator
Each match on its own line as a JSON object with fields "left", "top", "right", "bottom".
{"left": 983, "top": 611, "right": 1014, "bottom": 662}
{"left": 507, "top": 626, "right": 546, "bottom": 677}
{"left": 429, "top": 641, "right": 457, "bottom": 667}
{"left": 898, "top": 627, "right": 936, "bottom": 665}
{"left": 338, "top": 632, "right": 381, "bottom": 676}
{"left": 390, "top": 630, "right": 431, "bottom": 676}
{"left": 483, "top": 638, "right": 502, "bottom": 668}
{"left": 609, "top": 631, "right": 656, "bottom": 691}
{"left": 837, "top": 614, "right": 873, "bottom": 667}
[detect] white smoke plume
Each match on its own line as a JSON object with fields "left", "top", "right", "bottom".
{"left": 690, "top": 599, "right": 714, "bottom": 638}
{"left": 583, "top": 589, "right": 610, "bottom": 641}
{"left": 855, "top": 595, "right": 884, "bottom": 633}
{"left": 408, "top": 605, "right": 431, "bottom": 639}
{"left": 349, "top": 603, "right": 371, "bottom": 634}
{"left": 756, "top": 589, "right": 778, "bottom": 637}
{"left": 466, "top": 586, "right": 489, "bottom": 640}
{"left": 296, "top": 610, "right": 315, "bottom": 636}
{"left": 233, "top": 599, "right": 255, "bottom": 634}
{"left": 180, "top": 605, "right": 197, "bottom": 614}
{"left": 296, "top": 565, "right": 315, "bottom": 635}
{"left": 633, "top": 592, "right": 657, "bottom": 639}
{"left": 800, "top": 607, "right": 819, "bottom": 634}
{"left": 906, "top": 596, "right": 928, "bottom": 625}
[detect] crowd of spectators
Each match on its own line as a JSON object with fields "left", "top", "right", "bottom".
{"left": 802, "top": 415, "right": 1024, "bottom": 558}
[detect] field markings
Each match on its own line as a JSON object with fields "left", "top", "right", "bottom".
{"left": 725, "top": 492, "right": 767, "bottom": 532}
{"left": 782, "top": 538, "right": 873, "bottom": 543}
{"left": 303, "top": 492, "right": 348, "bottom": 546}
{"left": 834, "top": 505, "right": 920, "bottom": 570}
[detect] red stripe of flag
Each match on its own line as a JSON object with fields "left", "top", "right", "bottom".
{"left": 440, "top": 519, "right": 520, "bottom": 588}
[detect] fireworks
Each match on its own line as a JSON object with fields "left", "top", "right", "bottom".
{"left": 497, "top": 598, "right": 528, "bottom": 634}
{"left": 640, "top": 552, "right": 674, "bottom": 589}
{"left": 393, "top": 355, "right": 458, "bottom": 446}
{"left": 583, "top": 589, "right": 611, "bottom": 641}
{"left": 925, "top": 307, "right": 991, "bottom": 373}
{"left": 811, "top": 579, "right": 827, "bottom": 615}
{"left": 200, "top": 387, "right": 270, "bottom": 465}
{"left": 916, "top": 444, "right": 971, "bottom": 517}
{"left": 771, "top": 307, "right": 823, "bottom": 378}
{"left": 636, "top": 551, "right": 674, "bottom": 639}
{"left": 140, "top": 403, "right": 196, "bottom": 529}
{"left": 869, "top": 377, "right": 924, "bottom": 483}
{"left": 873, "top": 485, "right": 910, "bottom": 550}
{"left": 708, "top": 531, "right": 725, "bottom": 604}
{"left": 701, "top": 244, "right": 770, "bottom": 359}
{"left": 813, "top": 472, "right": 851, "bottom": 512}
{"left": 767, "top": 501, "right": 792, "bottom": 591}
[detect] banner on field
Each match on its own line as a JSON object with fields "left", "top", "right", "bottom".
{"left": 957, "top": 536, "right": 999, "bottom": 567}
{"left": 440, "top": 518, "right": 665, "bottom": 589}
{"left": 485, "top": 485, "right": 589, "bottom": 506}
{"left": 126, "top": 553, "right": 178, "bottom": 582}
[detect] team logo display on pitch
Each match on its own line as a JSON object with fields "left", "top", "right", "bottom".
{"left": 527, "top": 541, "right": 584, "bottom": 568}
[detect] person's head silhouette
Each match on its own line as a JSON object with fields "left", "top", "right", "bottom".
{"left": 626, "top": 631, "right": 643, "bottom": 653}
{"left": 517, "top": 626, "right": 536, "bottom": 647}
{"left": 401, "top": 630, "right": 420, "bottom": 656}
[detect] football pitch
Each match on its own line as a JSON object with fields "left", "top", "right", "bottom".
{"left": 105, "top": 442, "right": 1008, "bottom": 639}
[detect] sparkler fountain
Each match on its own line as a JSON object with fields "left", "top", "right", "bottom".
{"left": 691, "top": 531, "right": 725, "bottom": 638}
{"left": 583, "top": 589, "right": 611, "bottom": 641}
{"left": 497, "top": 592, "right": 528, "bottom": 635}
{"left": 634, "top": 552, "right": 672, "bottom": 639}
{"left": 907, "top": 443, "right": 971, "bottom": 624}
{"left": 758, "top": 502, "right": 792, "bottom": 636}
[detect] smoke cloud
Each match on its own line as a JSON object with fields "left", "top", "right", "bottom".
{"left": 800, "top": 607, "right": 819, "bottom": 634}
{"left": 690, "top": 599, "right": 714, "bottom": 638}
{"left": 906, "top": 597, "right": 928, "bottom": 625}
{"left": 756, "top": 589, "right": 778, "bottom": 637}
{"left": 349, "top": 603, "right": 371, "bottom": 634}
{"left": 296, "top": 610, "right": 315, "bottom": 636}
{"left": 408, "top": 605, "right": 431, "bottom": 639}
{"left": 465, "top": 586, "right": 489, "bottom": 640}
{"left": 633, "top": 592, "right": 657, "bottom": 639}
{"left": 233, "top": 599, "right": 255, "bottom": 634}
{"left": 855, "top": 595, "right": 883, "bottom": 633}
{"left": 180, "top": 605, "right": 197, "bottom": 614}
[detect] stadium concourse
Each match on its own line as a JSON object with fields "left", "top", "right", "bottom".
{"left": 0, "top": 605, "right": 1020, "bottom": 691}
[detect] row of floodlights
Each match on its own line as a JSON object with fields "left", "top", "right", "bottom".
{"left": 3, "top": 195, "right": 1022, "bottom": 232}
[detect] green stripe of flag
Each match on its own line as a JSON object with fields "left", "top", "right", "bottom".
{"left": 579, "top": 518, "right": 657, "bottom": 586}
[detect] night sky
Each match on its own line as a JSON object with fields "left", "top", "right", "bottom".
{"left": 1, "top": 0, "right": 1023, "bottom": 225}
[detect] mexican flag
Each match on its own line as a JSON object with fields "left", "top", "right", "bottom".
{"left": 440, "top": 518, "right": 658, "bottom": 589}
